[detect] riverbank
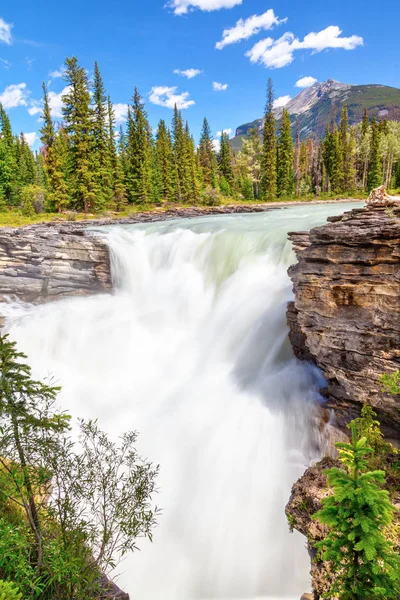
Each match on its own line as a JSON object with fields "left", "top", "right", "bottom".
{"left": 0, "top": 197, "right": 365, "bottom": 231}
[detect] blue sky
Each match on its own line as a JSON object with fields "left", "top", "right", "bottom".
{"left": 0, "top": 0, "right": 399, "bottom": 149}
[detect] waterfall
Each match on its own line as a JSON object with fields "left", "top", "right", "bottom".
{"left": 2, "top": 203, "right": 360, "bottom": 600}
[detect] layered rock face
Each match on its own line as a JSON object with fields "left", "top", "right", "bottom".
{"left": 287, "top": 199, "right": 400, "bottom": 439}
{"left": 0, "top": 225, "right": 111, "bottom": 304}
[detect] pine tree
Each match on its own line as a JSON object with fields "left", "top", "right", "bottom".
{"left": 314, "top": 423, "right": 400, "bottom": 600}
{"left": 92, "top": 62, "right": 113, "bottom": 208}
{"left": 198, "top": 117, "right": 217, "bottom": 188}
{"left": 218, "top": 132, "right": 235, "bottom": 192}
{"left": 125, "top": 88, "right": 152, "bottom": 203}
{"left": 294, "top": 119, "right": 301, "bottom": 196}
{"left": 0, "top": 104, "right": 17, "bottom": 206}
{"left": 40, "top": 83, "right": 69, "bottom": 212}
{"left": 340, "top": 105, "right": 355, "bottom": 191}
{"left": 171, "top": 105, "right": 185, "bottom": 202}
{"left": 277, "top": 108, "right": 294, "bottom": 197}
{"left": 260, "top": 78, "right": 277, "bottom": 200}
{"left": 62, "top": 57, "right": 98, "bottom": 213}
{"left": 367, "top": 117, "right": 382, "bottom": 191}
{"left": 155, "top": 119, "right": 174, "bottom": 203}
{"left": 361, "top": 107, "right": 369, "bottom": 138}
{"left": 183, "top": 122, "right": 200, "bottom": 203}
{"left": 236, "top": 127, "right": 262, "bottom": 199}
{"left": 107, "top": 97, "right": 127, "bottom": 211}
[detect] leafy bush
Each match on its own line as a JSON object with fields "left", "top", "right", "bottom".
{"left": 0, "top": 580, "right": 22, "bottom": 600}
{"left": 20, "top": 185, "right": 46, "bottom": 215}
{"left": 202, "top": 186, "right": 222, "bottom": 206}
{"left": 0, "top": 334, "right": 159, "bottom": 599}
{"left": 380, "top": 370, "right": 400, "bottom": 394}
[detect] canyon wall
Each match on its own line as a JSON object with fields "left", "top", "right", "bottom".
{"left": 0, "top": 225, "right": 111, "bottom": 304}
{"left": 287, "top": 199, "right": 400, "bottom": 439}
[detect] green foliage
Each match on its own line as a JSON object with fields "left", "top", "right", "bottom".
{"left": 260, "top": 78, "right": 277, "bottom": 200}
{"left": 0, "top": 334, "right": 158, "bottom": 599}
{"left": 314, "top": 423, "right": 400, "bottom": 600}
{"left": 277, "top": 108, "right": 294, "bottom": 197}
{"left": 198, "top": 117, "right": 217, "bottom": 189}
{"left": 0, "top": 580, "right": 22, "bottom": 600}
{"left": 351, "top": 403, "right": 394, "bottom": 456}
{"left": 380, "top": 370, "right": 400, "bottom": 395}
{"left": 367, "top": 117, "right": 382, "bottom": 191}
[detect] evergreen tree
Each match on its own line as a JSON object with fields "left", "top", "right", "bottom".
{"left": 277, "top": 108, "right": 294, "bottom": 197}
{"left": 361, "top": 107, "right": 369, "bottom": 138}
{"left": 0, "top": 104, "right": 17, "bottom": 206}
{"left": 62, "top": 57, "right": 98, "bottom": 213}
{"left": 40, "top": 83, "right": 69, "bottom": 212}
{"left": 218, "top": 132, "right": 235, "bottom": 192}
{"left": 107, "top": 97, "right": 127, "bottom": 211}
{"left": 294, "top": 119, "right": 301, "bottom": 196}
{"left": 125, "top": 88, "right": 152, "bottom": 203}
{"left": 198, "top": 117, "right": 217, "bottom": 188}
{"left": 260, "top": 78, "right": 277, "bottom": 200}
{"left": 183, "top": 122, "right": 200, "bottom": 203}
{"left": 236, "top": 127, "right": 262, "bottom": 199}
{"left": 92, "top": 62, "right": 113, "bottom": 208}
{"left": 340, "top": 105, "right": 355, "bottom": 191}
{"left": 367, "top": 117, "right": 382, "bottom": 191}
{"left": 155, "top": 119, "right": 174, "bottom": 202}
{"left": 171, "top": 105, "right": 185, "bottom": 202}
{"left": 314, "top": 423, "right": 400, "bottom": 600}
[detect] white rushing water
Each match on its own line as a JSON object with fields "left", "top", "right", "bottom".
{"left": 2, "top": 202, "right": 360, "bottom": 600}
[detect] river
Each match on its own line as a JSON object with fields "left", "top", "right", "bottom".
{"left": 2, "top": 202, "right": 360, "bottom": 600}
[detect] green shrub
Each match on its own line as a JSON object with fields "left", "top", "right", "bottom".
{"left": 202, "top": 186, "right": 222, "bottom": 206}
{"left": 20, "top": 185, "right": 46, "bottom": 215}
{"left": 0, "top": 580, "right": 23, "bottom": 600}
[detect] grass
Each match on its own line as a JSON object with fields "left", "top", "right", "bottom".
{"left": 0, "top": 192, "right": 373, "bottom": 228}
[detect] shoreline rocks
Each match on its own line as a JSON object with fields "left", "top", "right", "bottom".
{"left": 287, "top": 196, "right": 400, "bottom": 439}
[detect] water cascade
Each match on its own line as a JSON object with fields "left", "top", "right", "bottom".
{"left": 2, "top": 203, "right": 360, "bottom": 600}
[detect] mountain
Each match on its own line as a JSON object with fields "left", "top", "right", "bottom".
{"left": 231, "top": 80, "right": 400, "bottom": 151}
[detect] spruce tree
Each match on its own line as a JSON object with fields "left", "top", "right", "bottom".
{"left": 155, "top": 119, "right": 174, "bottom": 203}
{"left": 218, "top": 132, "right": 235, "bottom": 192}
{"left": 198, "top": 117, "right": 217, "bottom": 188}
{"left": 171, "top": 105, "right": 185, "bottom": 202}
{"left": 260, "top": 78, "right": 277, "bottom": 200}
{"left": 62, "top": 57, "right": 98, "bottom": 213}
{"left": 361, "top": 107, "right": 369, "bottom": 138}
{"left": 367, "top": 117, "right": 382, "bottom": 191}
{"left": 0, "top": 104, "right": 17, "bottom": 206}
{"left": 126, "top": 88, "right": 152, "bottom": 203}
{"left": 294, "top": 119, "right": 301, "bottom": 196}
{"left": 340, "top": 105, "right": 355, "bottom": 192}
{"left": 40, "top": 83, "right": 70, "bottom": 212}
{"left": 92, "top": 62, "right": 113, "bottom": 208}
{"left": 277, "top": 108, "right": 294, "bottom": 197}
{"left": 106, "top": 98, "right": 127, "bottom": 211}
{"left": 314, "top": 423, "right": 400, "bottom": 600}
{"left": 183, "top": 122, "right": 200, "bottom": 203}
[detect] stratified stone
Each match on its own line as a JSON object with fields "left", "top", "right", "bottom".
{"left": 0, "top": 227, "right": 111, "bottom": 304}
{"left": 287, "top": 200, "right": 400, "bottom": 439}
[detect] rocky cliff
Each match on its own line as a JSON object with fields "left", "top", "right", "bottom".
{"left": 287, "top": 196, "right": 400, "bottom": 439}
{"left": 0, "top": 225, "right": 111, "bottom": 304}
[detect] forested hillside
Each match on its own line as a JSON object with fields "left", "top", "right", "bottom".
{"left": 1, "top": 62, "right": 400, "bottom": 219}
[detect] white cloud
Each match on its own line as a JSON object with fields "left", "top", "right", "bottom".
{"left": 149, "top": 86, "right": 195, "bottom": 110}
{"left": 295, "top": 76, "right": 318, "bottom": 88}
{"left": 113, "top": 103, "right": 128, "bottom": 124}
{"left": 215, "top": 9, "right": 286, "bottom": 50}
{"left": 22, "top": 132, "right": 38, "bottom": 147}
{"left": 48, "top": 86, "right": 70, "bottom": 118}
{"left": 167, "top": 0, "right": 242, "bottom": 15}
{"left": 212, "top": 81, "right": 228, "bottom": 91}
{"left": 246, "top": 25, "right": 363, "bottom": 69}
{"left": 0, "top": 58, "right": 11, "bottom": 69}
{"left": 173, "top": 68, "right": 202, "bottom": 79}
{"left": 212, "top": 139, "right": 221, "bottom": 152}
{"left": 49, "top": 67, "right": 65, "bottom": 79}
{"left": 216, "top": 128, "right": 232, "bottom": 137}
{"left": 273, "top": 95, "right": 291, "bottom": 108}
{"left": 0, "top": 83, "right": 29, "bottom": 109}
{"left": 0, "top": 17, "right": 12, "bottom": 45}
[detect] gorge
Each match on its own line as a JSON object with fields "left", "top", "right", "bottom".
{"left": 0, "top": 199, "right": 398, "bottom": 599}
